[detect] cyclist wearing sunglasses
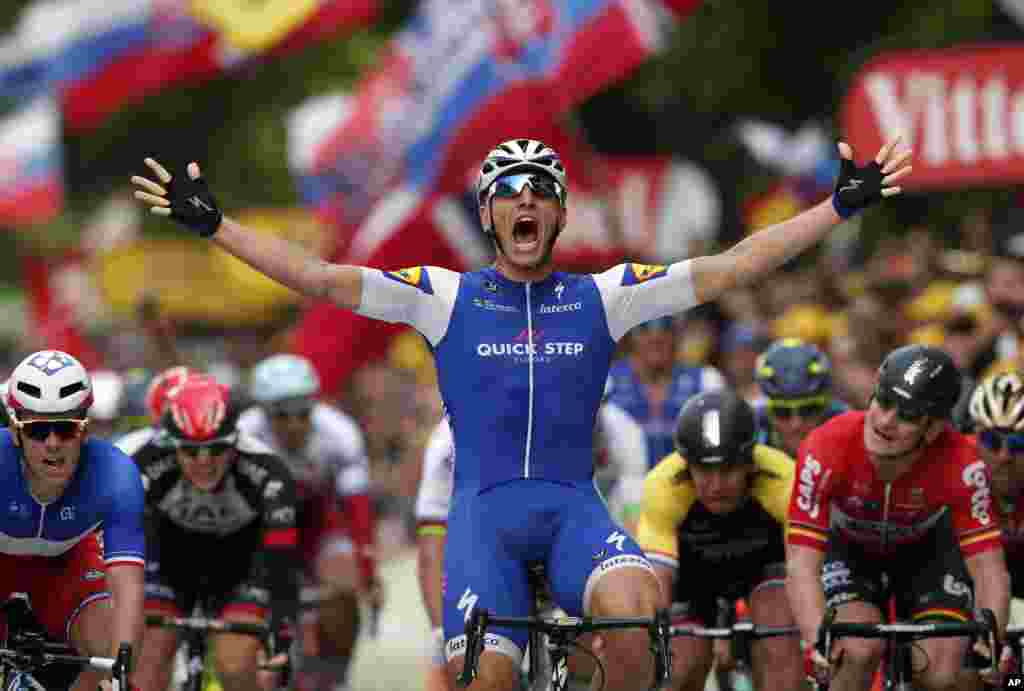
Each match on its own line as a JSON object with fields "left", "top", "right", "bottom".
{"left": 638, "top": 389, "right": 802, "bottom": 691}
{"left": 969, "top": 372, "right": 1024, "bottom": 599}
{"left": 239, "top": 353, "right": 376, "bottom": 691}
{"left": 753, "top": 339, "right": 848, "bottom": 458}
{"left": 0, "top": 350, "right": 145, "bottom": 691}
{"left": 119, "top": 374, "right": 299, "bottom": 691}
{"left": 133, "top": 134, "right": 910, "bottom": 691}
{"left": 787, "top": 345, "right": 1012, "bottom": 690}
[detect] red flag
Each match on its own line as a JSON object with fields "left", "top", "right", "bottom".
{"left": 21, "top": 255, "right": 104, "bottom": 369}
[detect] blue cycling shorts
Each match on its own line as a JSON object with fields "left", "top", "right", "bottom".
{"left": 442, "top": 480, "right": 653, "bottom": 663}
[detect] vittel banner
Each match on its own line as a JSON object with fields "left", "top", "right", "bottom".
{"left": 842, "top": 44, "right": 1024, "bottom": 189}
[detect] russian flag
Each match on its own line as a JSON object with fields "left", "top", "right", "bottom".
{"left": 0, "top": 34, "right": 62, "bottom": 228}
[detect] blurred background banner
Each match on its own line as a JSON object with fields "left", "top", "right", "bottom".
{"left": 842, "top": 43, "right": 1024, "bottom": 190}
{"left": 284, "top": 0, "right": 704, "bottom": 393}
{"left": 48, "top": 0, "right": 378, "bottom": 131}
{"left": 288, "top": 0, "right": 694, "bottom": 234}
{"left": 0, "top": 92, "right": 63, "bottom": 226}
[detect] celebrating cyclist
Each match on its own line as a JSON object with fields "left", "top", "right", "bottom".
{"left": 638, "top": 389, "right": 801, "bottom": 691}
{"left": 0, "top": 350, "right": 145, "bottom": 691}
{"left": 753, "top": 338, "right": 848, "bottom": 458}
{"left": 239, "top": 353, "right": 377, "bottom": 691}
{"left": 787, "top": 345, "right": 1011, "bottom": 690}
{"left": 133, "top": 136, "right": 910, "bottom": 691}
{"left": 118, "top": 374, "right": 299, "bottom": 691}
{"left": 968, "top": 372, "right": 1024, "bottom": 599}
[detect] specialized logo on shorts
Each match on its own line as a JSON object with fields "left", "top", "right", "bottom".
{"left": 605, "top": 531, "right": 628, "bottom": 552}
{"left": 621, "top": 263, "right": 668, "bottom": 286}
{"left": 961, "top": 461, "right": 992, "bottom": 525}
{"left": 26, "top": 351, "right": 77, "bottom": 376}
{"left": 457, "top": 587, "right": 479, "bottom": 623}
{"left": 384, "top": 267, "right": 434, "bottom": 294}
{"left": 83, "top": 569, "right": 104, "bottom": 582}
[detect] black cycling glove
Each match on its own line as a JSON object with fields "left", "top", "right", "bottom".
{"left": 165, "top": 168, "right": 223, "bottom": 237}
{"left": 832, "top": 155, "right": 886, "bottom": 219}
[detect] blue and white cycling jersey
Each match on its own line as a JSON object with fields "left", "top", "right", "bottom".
{"left": 358, "top": 262, "right": 697, "bottom": 495}
{"left": 0, "top": 431, "right": 145, "bottom": 567}
{"left": 605, "top": 359, "right": 724, "bottom": 468}
{"left": 359, "top": 261, "right": 699, "bottom": 661}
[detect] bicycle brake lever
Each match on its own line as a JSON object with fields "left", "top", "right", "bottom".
{"left": 456, "top": 608, "right": 488, "bottom": 688}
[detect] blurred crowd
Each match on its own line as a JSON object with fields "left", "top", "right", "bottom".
{"left": 3, "top": 200, "right": 1024, "bottom": 556}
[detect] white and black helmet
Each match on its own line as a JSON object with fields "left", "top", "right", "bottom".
{"left": 7, "top": 350, "right": 93, "bottom": 418}
{"left": 476, "top": 139, "right": 567, "bottom": 207}
{"left": 970, "top": 372, "right": 1024, "bottom": 431}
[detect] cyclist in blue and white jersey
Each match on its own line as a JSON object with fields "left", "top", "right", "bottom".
{"left": 606, "top": 315, "right": 724, "bottom": 469}
{"left": 132, "top": 136, "right": 911, "bottom": 691}
{"left": 0, "top": 350, "right": 145, "bottom": 691}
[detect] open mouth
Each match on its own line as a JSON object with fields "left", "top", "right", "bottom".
{"left": 873, "top": 426, "right": 893, "bottom": 443}
{"left": 512, "top": 218, "right": 540, "bottom": 250}
{"left": 42, "top": 458, "right": 66, "bottom": 473}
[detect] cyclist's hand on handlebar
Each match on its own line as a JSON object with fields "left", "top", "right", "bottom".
{"left": 132, "top": 159, "right": 223, "bottom": 237}
{"left": 973, "top": 639, "right": 1016, "bottom": 686}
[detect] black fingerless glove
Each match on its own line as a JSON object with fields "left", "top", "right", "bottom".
{"left": 167, "top": 170, "right": 223, "bottom": 237}
{"left": 832, "top": 156, "right": 886, "bottom": 219}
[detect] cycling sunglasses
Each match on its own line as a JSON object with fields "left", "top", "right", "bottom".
{"left": 267, "top": 399, "right": 314, "bottom": 420}
{"left": 767, "top": 397, "right": 828, "bottom": 420}
{"left": 15, "top": 418, "right": 87, "bottom": 442}
{"left": 488, "top": 173, "right": 563, "bottom": 202}
{"left": 176, "top": 442, "right": 234, "bottom": 458}
{"left": 872, "top": 387, "right": 927, "bottom": 424}
{"left": 978, "top": 428, "right": 1024, "bottom": 455}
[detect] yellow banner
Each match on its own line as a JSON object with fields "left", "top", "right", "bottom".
{"left": 190, "top": 0, "right": 320, "bottom": 53}
{"left": 96, "top": 208, "right": 324, "bottom": 326}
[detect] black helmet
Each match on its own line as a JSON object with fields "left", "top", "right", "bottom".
{"left": 875, "top": 345, "right": 961, "bottom": 421}
{"left": 674, "top": 390, "right": 756, "bottom": 466}
{"left": 755, "top": 338, "right": 832, "bottom": 400}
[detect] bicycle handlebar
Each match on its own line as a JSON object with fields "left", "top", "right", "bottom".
{"left": 814, "top": 607, "right": 1000, "bottom": 682}
{"left": 456, "top": 608, "right": 672, "bottom": 690}
{"left": 145, "top": 614, "right": 271, "bottom": 638}
{"left": 0, "top": 648, "right": 115, "bottom": 672}
{"left": 669, "top": 622, "right": 799, "bottom": 640}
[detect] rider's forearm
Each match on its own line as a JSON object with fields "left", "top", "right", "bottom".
{"left": 211, "top": 216, "right": 351, "bottom": 306}
{"left": 108, "top": 564, "right": 145, "bottom": 665}
{"left": 785, "top": 545, "right": 827, "bottom": 645}
{"left": 967, "top": 549, "right": 1011, "bottom": 639}
{"left": 417, "top": 534, "right": 446, "bottom": 627}
{"left": 722, "top": 199, "right": 839, "bottom": 289}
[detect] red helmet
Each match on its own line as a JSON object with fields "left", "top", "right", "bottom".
{"left": 162, "top": 374, "right": 238, "bottom": 444}
{"left": 145, "top": 366, "right": 193, "bottom": 424}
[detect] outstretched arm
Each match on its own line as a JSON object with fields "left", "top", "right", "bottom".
{"left": 132, "top": 160, "right": 362, "bottom": 310}
{"left": 690, "top": 138, "right": 912, "bottom": 304}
